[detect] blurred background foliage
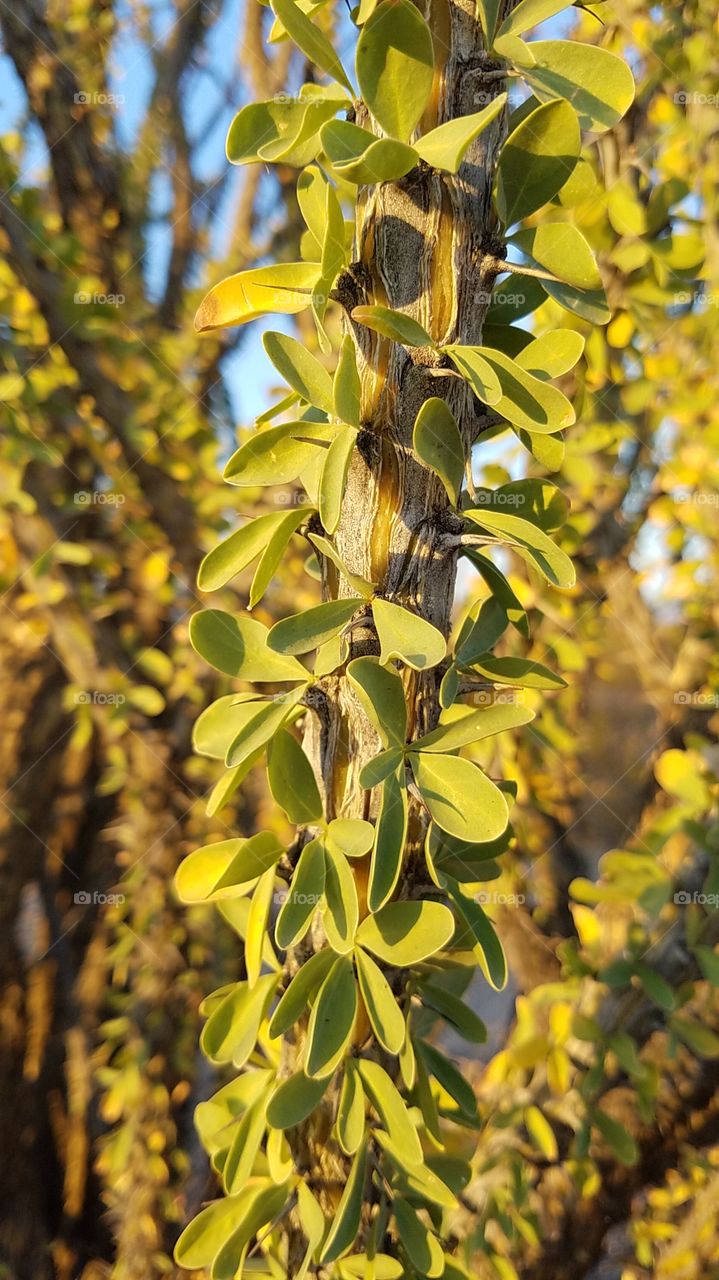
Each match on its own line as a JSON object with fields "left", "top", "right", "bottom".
{"left": 0, "top": 0, "right": 717, "bottom": 1278}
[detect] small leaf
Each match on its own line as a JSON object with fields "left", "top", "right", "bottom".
{"left": 323, "top": 845, "right": 360, "bottom": 953}
{"left": 355, "top": 948, "right": 405, "bottom": 1053}
{"left": 347, "top": 656, "right": 407, "bottom": 748}
{"left": 593, "top": 1108, "right": 638, "bottom": 1165}
{"left": 373, "top": 597, "right": 446, "bottom": 671}
{"left": 515, "top": 331, "right": 585, "bottom": 379}
{"left": 356, "top": 900, "right": 455, "bottom": 965}
{"left": 326, "top": 819, "right": 375, "bottom": 858}
{"left": 267, "top": 1071, "right": 328, "bottom": 1131}
{"left": 211, "top": 1183, "right": 291, "bottom": 1278}
{"left": 320, "top": 425, "right": 357, "bottom": 533}
{"left": 393, "top": 1199, "right": 443, "bottom": 1275}
{"left": 418, "top": 981, "right": 487, "bottom": 1043}
{"left": 413, "top": 701, "right": 533, "bottom": 754}
{"left": 415, "top": 94, "right": 507, "bottom": 171}
{"left": 250, "top": 508, "right": 317, "bottom": 608}
{"left": 525, "top": 1105, "right": 558, "bottom": 1161}
{"left": 670, "top": 1017, "right": 719, "bottom": 1059}
{"left": 319, "top": 1139, "right": 368, "bottom": 1263}
{"left": 459, "top": 346, "right": 575, "bottom": 434}
{"left": 359, "top": 746, "right": 405, "bottom": 789}
{"left": 198, "top": 508, "right": 308, "bottom": 592}
{"left": 321, "top": 120, "right": 419, "bottom": 184}
{"left": 246, "top": 867, "right": 276, "bottom": 987}
{"left": 270, "top": 0, "right": 353, "bottom": 92}
{"left": 357, "top": 1059, "right": 421, "bottom": 1159}
{"left": 464, "top": 653, "right": 566, "bottom": 690}
{"left": 195, "top": 262, "right": 320, "bottom": 332}
{"left": 416, "top": 1039, "right": 477, "bottom": 1117}
{"left": 337, "top": 1060, "right": 366, "bottom": 1154}
{"left": 495, "top": 99, "right": 581, "bottom": 225}
{"left": 268, "top": 948, "right": 335, "bottom": 1038}
{"left": 510, "top": 222, "right": 601, "bottom": 291}
{"left": 464, "top": 507, "right": 575, "bottom": 588}
{"left": 446, "top": 883, "right": 508, "bottom": 990}
{"left": 268, "top": 728, "right": 323, "bottom": 824}
{"left": 540, "top": 277, "right": 610, "bottom": 324}
{"left": 225, "top": 687, "right": 306, "bottom": 768}
{"left": 367, "top": 766, "right": 407, "bottom": 911}
{"left": 413, "top": 398, "right": 465, "bottom": 503}
{"left": 223, "top": 422, "right": 333, "bottom": 487}
{"left": 190, "top": 610, "right": 307, "bottom": 682}
{"left": 334, "top": 335, "right": 362, "bottom": 427}
{"left": 201, "top": 976, "right": 277, "bottom": 1067}
{"left": 223, "top": 1094, "right": 268, "bottom": 1192}
{"left": 175, "top": 832, "right": 283, "bottom": 903}
{"left": 352, "top": 304, "right": 434, "bottom": 348}
{"left": 445, "top": 346, "right": 502, "bottom": 404}
{"left": 306, "top": 955, "right": 358, "bottom": 1078}
{"left": 309, "top": 532, "right": 376, "bottom": 598}
{"left": 374, "top": 1131, "right": 457, "bottom": 1209}
{"left": 355, "top": 0, "right": 434, "bottom": 141}
{"left": 496, "top": 0, "right": 572, "bottom": 39}
{"left": 269, "top": 598, "right": 360, "bottom": 655}
{"left": 275, "top": 838, "right": 326, "bottom": 949}
{"left": 174, "top": 1194, "right": 252, "bottom": 1269}
{"left": 264, "top": 330, "right": 335, "bottom": 414}
{"left": 409, "top": 752, "right": 509, "bottom": 843}
{"left": 521, "top": 40, "right": 635, "bottom": 134}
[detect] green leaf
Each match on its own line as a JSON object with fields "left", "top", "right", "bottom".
{"left": 357, "top": 1059, "right": 421, "bottom": 1159}
{"left": 347, "top": 656, "right": 407, "bottom": 748}
{"left": 351, "top": 305, "right": 434, "bottom": 348}
{"left": 268, "top": 728, "right": 323, "bottom": 824}
{"left": 412, "top": 700, "right": 534, "bottom": 752}
{"left": 510, "top": 222, "right": 601, "bottom": 290}
{"left": 359, "top": 746, "right": 405, "bottom": 790}
{"left": 464, "top": 507, "right": 575, "bottom": 588}
{"left": 226, "top": 96, "right": 344, "bottom": 169}
{"left": 319, "top": 1139, "right": 368, "bottom": 1263}
{"left": 264, "top": 330, "right": 334, "bottom": 414}
{"left": 320, "top": 425, "right": 357, "bottom": 534}
{"left": 306, "top": 954, "right": 358, "bottom": 1078}
{"left": 200, "top": 975, "right": 277, "bottom": 1067}
{"left": 320, "top": 180, "right": 348, "bottom": 288}
{"left": 321, "top": 120, "right": 419, "bottom": 184}
{"left": 175, "top": 832, "right": 283, "bottom": 903}
{"left": 223, "top": 1094, "right": 268, "bottom": 1192}
{"left": 174, "top": 1194, "right": 250, "bottom": 1269}
{"left": 496, "top": 0, "right": 572, "bottom": 39}
{"left": 447, "top": 884, "right": 508, "bottom": 990}
{"left": 334, "top": 335, "right": 362, "bottom": 427}
{"left": 463, "top": 345, "right": 575, "bottom": 433}
{"left": 210, "top": 1182, "right": 291, "bottom": 1279}
{"left": 267, "top": 1071, "right": 328, "bottom": 1129}
{"left": 326, "top": 818, "right": 375, "bottom": 858}
{"left": 374, "top": 1130, "right": 457, "bottom": 1209}
{"left": 418, "top": 981, "right": 487, "bottom": 1043}
{"left": 464, "top": 653, "right": 567, "bottom": 690}
{"left": 269, "top": 598, "right": 360, "bottom": 655}
{"left": 356, "top": 900, "right": 455, "bottom": 965}
{"left": 309, "top": 532, "right": 376, "bottom": 598}
{"left": 296, "top": 1184, "right": 326, "bottom": 1280}
{"left": 415, "top": 94, "right": 507, "bottom": 171}
{"left": 355, "top": 947, "right": 405, "bottom": 1053}
{"left": 245, "top": 866, "right": 276, "bottom": 987}
{"left": 250, "top": 508, "right": 317, "bottom": 609}
{"left": 323, "top": 845, "right": 359, "bottom": 953}
{"left": 521, "top": 40, "right": 635, "bottom": 135}
{"left": 270, "top": 0, "right": 353, "bottom": 92}
{"left": 223, "top": 422, "right": 333, "bottom": 487}
{"left": 470, "top": 553, "right": 530, "bottom": 637}
{"left": 669, "top": 1017, "right": 719, "bottom": 1059}
{"left": 195, "top": 262, "right": 320, "bottom": 332}
{"left": 197, "top": 508, "right": 306, "bottom": 592}
{"left": 355, "top": 0, "right": 434, "bottom": 141}
{"left": 373, "top": 597, "right": 446, "bottom": 671}
{"left": 225, "top": 687, "right": 306, "bottom": 768}
{"left": 593, "top": 1108, "right": 638, "bottom": 1165}
{"left": 453, "top": 596, "right": 509, "bottom": 665}
{"left": 410, "top": 751, "right": 509, "bottom": 843}
{"left": 268, "top": 948, "right": 335, "bottom": 1038}
{"left": 337, "top": 1060, "right": 366, "bottom": 1155}
{"left": 495, "top": 99, "right": 581, "bottom": 225}
{"left": 192, "top": 694, "right": 264, "bottom": 760}
{"left": 367, "top": 766, "right": 407, "bottom": 911}
{"left": 393, "top": 1199, "right": 443, "bottom": 1275}
{"left": 515, "top": 330, "right": 584, "bottom": 379}
{"left": 190, "top": 610, "right": 307, "bottom": 682}
{"left": 416, "top": 1039, "right": 477, "bottom": 1117}
{"left": 275, "top": 837, "right": 325, "bottom": 949}
{"left": 540, "top": 275, "right": 610, "bottom": 324}
{"left": 444, "top": 346, "right": 502, "bottom": 405}
{"left": 477, "top": 0, "right": 502, "bottom": 43}
{"left": 413, "top": 398, "right": 465, "bottom": 503}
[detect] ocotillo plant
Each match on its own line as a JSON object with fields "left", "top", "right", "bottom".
{"left": 174, "top": 0, "right": 634, "bottom": 1274}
